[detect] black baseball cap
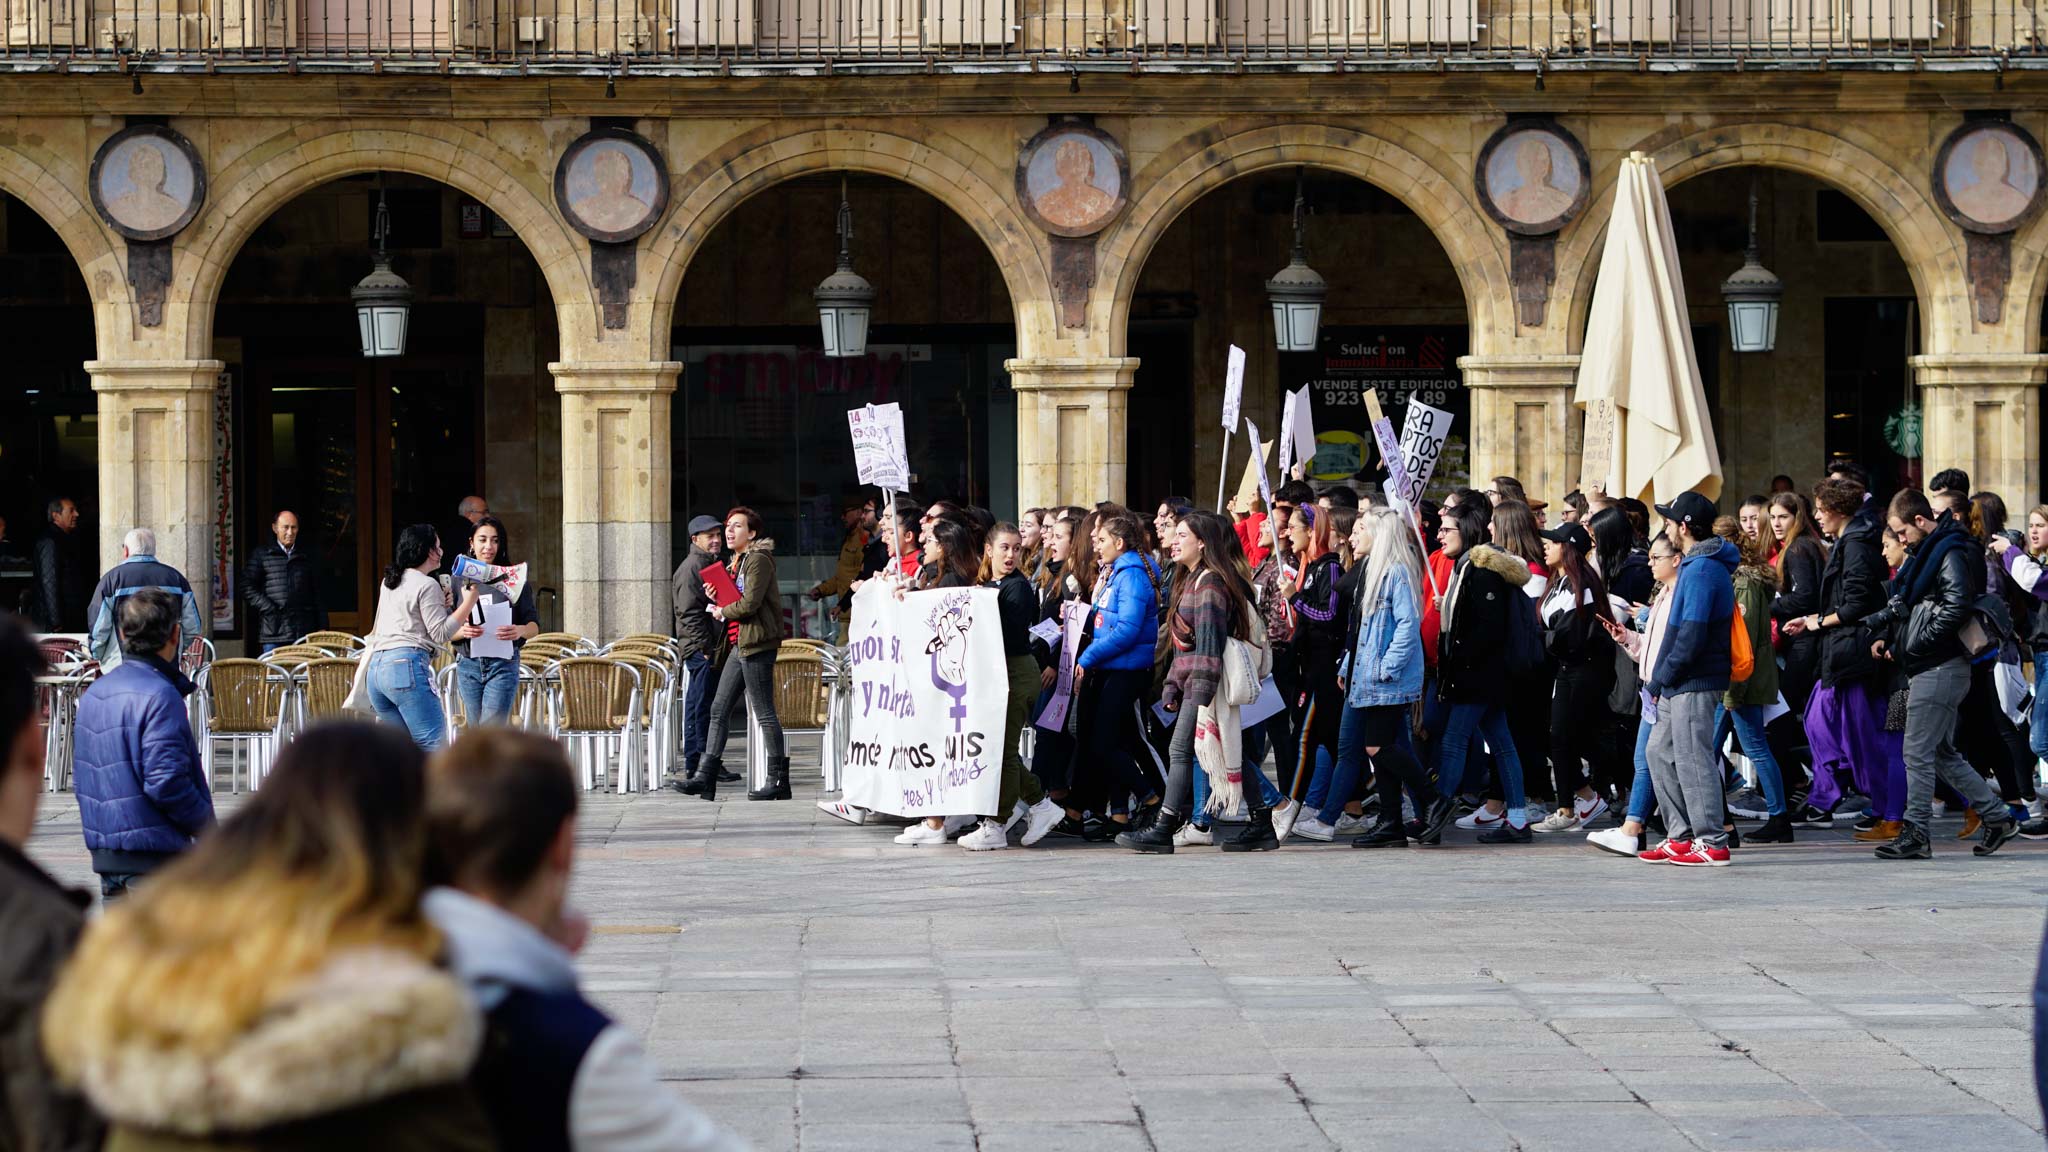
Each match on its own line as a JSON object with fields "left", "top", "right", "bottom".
{"left": 1538, "top": 523, "right": 1593, "bottom": 553}
{"left": 687, "top": 515, "right": 723, "bottom": 536}
{"left": 1653, "top": 492, "right": 1718, "bottom": 533}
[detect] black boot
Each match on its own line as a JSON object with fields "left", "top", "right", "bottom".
{"left": 749, "top": 756, "right": 793, "bottom": 801}
{"left": 1221, "top": 802, "right": 1280, "bottom": 852}
{"left": 1116, "top": 808, "right": 1181, "bottom": 853}
{"left": 697, "top": 755, "right": 720, "bottom": 802}
{"left": 671, "top": 754, "right": 718, "bottom": 796}
{"left": 1415, "top": 796, "right": 1458, "bottom": 847}
{"left": 1874, "top": 821, "right": 1932, "bottom": 860}
{"left": 1747, "top": 812, "right": 1795, "bottom": 844}
{"left": 1351, "top": 817, "right": 1408, "bottom": 849}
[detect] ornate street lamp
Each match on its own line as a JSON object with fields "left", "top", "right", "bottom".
{"left": 814, "top": 177, "right": 875, "bottom": 359}
{"left": 1721, "top": 176, "right": 1783, "bottom": 354}
{"left": 1266, "top": 167, "right": 1327, "bottom": 353}
{"left": 352, "top": 183, "right": 412, "bottom": 359}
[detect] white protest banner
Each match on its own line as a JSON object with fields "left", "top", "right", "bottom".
{"left": 1397, "top": 398, "right": 1454, "bottom": 503}
{"left": 842, "top": 582, "right": 1006, "bottom": 817}
{"left": 1034, "top": 602, "right": 1087, "bottom": 733}
{"left": 1362, "top": 391, "right": 1414, "bottom": 504}
{"left": 846, "top": 403, "right": 910, "bottom": 492}
{"left": 1287, "top": 385, "right": 1316, "bottom": 475}
{"left": 1243, "top": 418, "right": 1273, "bottom": 508}
{"left": 1277, "top": 389, "right": 1299, "bottom": 479}
{"left": 1221, "top": 344, "right": 1246, "bottom": 433}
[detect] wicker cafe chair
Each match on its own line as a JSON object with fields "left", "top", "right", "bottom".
{"left": 299, "top": 658, "right": 360, "bottom": 724}
{"left": 552, "top": 657, "right": 643, "bottom": 791}
{"left": 531, "top": 633, "right": 597, "bottom": 655}
{"left": 611, "top": 633, "right": 679, "bottom": 651}
{"left": 199, "top": 659, "right": 292, "bottom": 792}
{"left": 300, "top": 630, "right": 365, "bottom": 653}
{"left": 605, "top": 653, "right": 672, "bottom": 791}
{"left": 260, "top": 644, "right": 332, "bottom": 668}
{"left": 772, "top": 645, "right": 831, "bottom": 730}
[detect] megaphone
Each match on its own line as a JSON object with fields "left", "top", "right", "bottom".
{"left": 451, "top": 555, "right": 529, "bottom": 600}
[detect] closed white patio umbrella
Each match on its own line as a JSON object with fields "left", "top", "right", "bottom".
{"left": 1575, "top": 151, "right": 1723, "bottom": 506}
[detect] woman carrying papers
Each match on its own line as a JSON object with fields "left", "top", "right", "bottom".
{"left": 451, "top": 516, "right": 539, "bottom": 727}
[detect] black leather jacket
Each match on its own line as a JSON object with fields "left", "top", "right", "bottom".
{"left": 1865, "top": 521, "right": 1982, "bottom": 677}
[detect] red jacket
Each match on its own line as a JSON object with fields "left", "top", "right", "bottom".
{"left": 1420, "top": 549, "right": 1453, "bottom": 667}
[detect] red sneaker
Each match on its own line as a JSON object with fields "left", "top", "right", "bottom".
{"left": 1668, "top": 844, "right": 1732, "bottom": 868}
{"left": 1638, "top": 839, "right": 1690, "bottom": 864}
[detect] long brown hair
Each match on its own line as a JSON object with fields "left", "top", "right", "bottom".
{"left": 1490, "top": 499, "right": 1543, "bottom": 567}
{"left": 977, "top": 521, "right": 1020, "bottom": 584}
{"left": 1167, "top": 510, "right": 1257, "bottom": 640}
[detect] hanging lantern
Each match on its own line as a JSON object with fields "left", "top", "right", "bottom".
{"left": 352, "top": 185, "right": 412, "bottom": 359}
{"left": 814, "top": 177, "right": 875, "bottom": 359}
{"left": 1721, "top": 176, "right": 1783, "bottom": 354}
{"left": 1266, "top": 167, "right": 1327, "bottom": 353}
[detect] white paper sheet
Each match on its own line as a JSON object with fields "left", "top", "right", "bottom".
{"left": 471, "top": 599, "right": 515, "bottom": 660}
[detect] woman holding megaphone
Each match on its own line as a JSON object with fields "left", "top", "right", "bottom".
{"left": 452, "top": 516, "right": 540, "bottom": 726}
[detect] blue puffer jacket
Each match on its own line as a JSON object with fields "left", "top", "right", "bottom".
{"left": 71, "top": 655, "right": 214, "bottom": 869}
{"left": 1344, "top": 564, "right": 1424, "bottom": 709}
{"left": 1649, "top": 535, "right": 1738, "bottom": 698}
{"left": 1077, "top": 551, "right": 1159, "bottom": 673}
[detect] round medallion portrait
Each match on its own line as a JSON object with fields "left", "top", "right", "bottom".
{"left": 1475, "top": 123, "right": 1590, "bottom": 236}
{"left": 1016, "top": 123, "right": 1128, "bottom": 238}
{"left": 1934, "top": 121, "right": 2043, "bottom": 235}
{"left": 554, "top": 128, "right": 670, "bottom": 243}
{"left": 89, "top": 125, "right": 206, "bottom": 242}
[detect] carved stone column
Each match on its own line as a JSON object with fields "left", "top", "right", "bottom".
{"left": 1005, "top": 356, "right": 1140, "bottom": 511}
{"left": 1910, "top": 353, "right": 2046, "bottom": 504}
{"left": 88, "top": 359, "right": 225, "bottom": 635}
{"left": 1459, "top": 353, "right": 1583, "bottom": 503}
{"left": 552, "top": 360, "right": 680, "bottom": 640}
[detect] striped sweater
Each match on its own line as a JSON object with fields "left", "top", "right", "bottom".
{"left": 1164, "top": 571, "right": 1233, "bottom": 710}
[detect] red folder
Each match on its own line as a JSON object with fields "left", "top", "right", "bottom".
{"left": 700, "top": 561, "right": 743, "bottom": 607}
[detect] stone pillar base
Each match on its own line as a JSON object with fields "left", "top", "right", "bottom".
{"left": 1459, "top": 354, "right": 1584, "bottom": 505}
{"left": 1005, "top": 356, "right": 1140, "bottom": 511}
{"left": 88, "top": 359, "right": 226, "bottom": 636}
{"left": 552, "top": 361, "right": 680, "bottom": 641}
{"left": 1910, "top": 353, "right": 2046, "bottom": 506}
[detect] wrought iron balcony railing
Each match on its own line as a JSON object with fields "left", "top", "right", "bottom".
{"left": 3, "top": 0, "right": 2039, "bottom": 66}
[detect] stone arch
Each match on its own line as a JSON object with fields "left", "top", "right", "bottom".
{"left": 641, "top": 124, "right": 1055, "bottom": 363}
{"left": 0, "top": 143, "right": 128, "bottom": 352}
{"left": 2001, "top": 142, "right": 2048, "bottom": 353}
{"left": 1552, "top": 122, "right": 1962, "bottom": 352}
{"left": 177, "top": 122, "right": 588, "bottom": 360}
{"left": 1097, "top": 121, "right": 1514, "bottom": 357}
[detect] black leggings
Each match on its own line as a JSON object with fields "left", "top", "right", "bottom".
{"left": 1549, "top": 660, "right": 1615, "bottom": 801}
{"left": 1958, "top": 660, "right": 2029, "bottom": 804}
{"left": 703, "top": 649, "right": 785, "bottom": 761}
{"left": 1081, "top": 668, "right": 1156, "bottom": 816}
{"left": 1290, "top": 660, "right": 1342, "bottom": 800}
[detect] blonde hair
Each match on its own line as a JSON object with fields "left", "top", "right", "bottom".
{"left": 1358, "top": 507, "right": 1426, "bottom": 621}
{"left": 2028, "top": 505, "right": 2048, "bottom": 559}
{"left": 44, "top": 723, "right": 439, "bottom": 1077}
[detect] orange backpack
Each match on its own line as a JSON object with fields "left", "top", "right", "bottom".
{"left": 1728, "top": 603, "right": 1754, "bottom": 683}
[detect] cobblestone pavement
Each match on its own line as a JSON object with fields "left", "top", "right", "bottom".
{"left": 26, "top": 735, "right": 2048, "bottom": 1152}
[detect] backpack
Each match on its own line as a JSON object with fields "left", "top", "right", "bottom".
{"left": 1729, "top": 604, "right": 1754, "bottom": 683}
{"left": 1502, "top": 588, "right": 1545, "bottom": 676}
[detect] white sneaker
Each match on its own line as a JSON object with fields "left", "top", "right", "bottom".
{"left": 942, "top": 813, "right": 979, "bottom": 840}
{"left": 1532, "top": 808, "right": 1582, "bottom": 834}
{"left": 1577, "top": 794, "right": 1610, "bottom": 826}
{"left": 1455, "top": 806, "right": 1505, "bottom": 831}
{"left": 1020, "top": 798, "right": 1064, "bottom": 847}
{"left": 1586, "top": 827, "right": 1642, "bottom": 857}
{"left": 1270, "top": 798, "right": 1303, "bottom": 842}
{"left": 1003, "top": 799, "right": 1028, "bottom": 834}
{"left": 1292, "top": 816, "right": 1337, "bottom": 842}
{"left": 894, "top": 822, "right": 949, "bottom": 847}
{"left": 1334, "top": 813, "right": 1372, "bottom": 836}
{"left": 1173, "top": 822, "right": 1213, "bottom": 847}
{"left": 959, "top": 818, "right": 1009, "bottom": 851}
{"left": 2030, "top": 796, "right": 2048, "bottom": 821}
{"left": 1931, "top": 798, "right": 1949, "bottom": 818}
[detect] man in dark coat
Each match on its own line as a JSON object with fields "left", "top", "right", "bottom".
{"left": 31, "top": 497, "right": 91, "bottom": 633}
{"left": 70, "top": 589, "right": 214, "bottom": 898}
{"left": 667, "top": 516, "right": 726, "bottom": 789}
{"left": 242, "top": 510, "right": 325, "bottom": 652}
{"left": 0, "top": 613, "right": 104, "bottom": 1152}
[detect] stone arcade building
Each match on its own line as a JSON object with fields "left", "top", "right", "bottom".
{"left": 2, "top": 7, "right": 2046, "bottom": 645}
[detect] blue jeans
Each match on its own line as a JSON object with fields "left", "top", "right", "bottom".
{"left": 2032, "top": 663, "right": 2048, "bottom": 765}
{"left": 260, "top": 642, "right": 280, "bottom": 655}
{"left": 368, "top": 648, "right": 446, "bottom": 750}
{"left": 1439, "top": 700, "right": 1525, "bottom": 813}
{"left": 456, "top": 655, "right": 517, "bottom": 727}
{"left": 1627, "top": 717, "right": 1656, "bottom": 823}
{"left": 1716, "top": 702, "right": 1788, "bottom": 816}
{"left": 98, "top": 871, "right": 144, "bottom": 900}
{"left": 680, "top": 651, "right": 713, "bottom": 767}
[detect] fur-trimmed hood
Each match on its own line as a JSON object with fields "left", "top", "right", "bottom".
{"left": 1463, "top": 544, "right": 1533, "bottom": 587}
{"left": 65, "top": 947, "right": 480, "bottom": 1137}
